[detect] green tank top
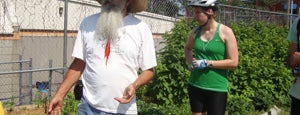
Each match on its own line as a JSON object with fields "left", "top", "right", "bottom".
{"left": 189, "top": 23, "right": 228, "bottom": 92}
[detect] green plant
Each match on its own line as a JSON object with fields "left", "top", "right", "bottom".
{"left": 3, "top": 96, "right": 15, "bottom": 112}
{"left": 226, "top": 94, "right": 255, "bottom": 115}
{"left": 229, "top": 20, "right": 291, "bottom": 112}
{"left": 143, "top": 18, "right": 291, "bottom": 114}
{"left": 137, "top": 100, "right": 163, "bottom": 114}
{"left": 145, "top": 19, "right": 197, "bottom": 105}
{"left": 137, "top": 100, "right": 191, "bottom": 115}
{"left": 33, "top": 92, "right": 42, "bottom": 108}
{"left": 61, "top": 92, "right": 80, "bottom": 115}
{"left": 33, "top": 92, "right": 49, "bottom": 109}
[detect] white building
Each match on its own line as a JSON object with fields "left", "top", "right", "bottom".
{"left": 0, "top": 0, "right": 178, "bottom": 39}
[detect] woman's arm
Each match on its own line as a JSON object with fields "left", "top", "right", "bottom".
{"left": 212, "top": 25, "right": 239, "bottom": 69}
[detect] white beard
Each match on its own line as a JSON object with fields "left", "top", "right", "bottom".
{"left": 96, "top": 2, "right": 124, "bottom": 43}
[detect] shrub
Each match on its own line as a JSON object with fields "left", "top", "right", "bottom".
{"left": 229, "top": 20, "right": 291, "bottom": 112}
{"left": 144, "top": 19, "right": 198, "bottom": 105}
{"left": 3, "top": 96, "right": 15, "bottom": 112}
{"left": 142, "top": 19, "right": 292, "bottom": 114}
{"left": 61, "top": 92, "right": 80, "bottom": 115}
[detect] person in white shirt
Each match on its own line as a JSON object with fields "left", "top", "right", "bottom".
{"left": 47, "top": 0, "right": 157, "bottom": 114}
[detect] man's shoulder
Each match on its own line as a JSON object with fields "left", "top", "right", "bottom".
{"left": 79, "top": 13, "right": 100, "bottom": 27}
{"left": 125, "top": 15, "right": 141, "bottom": 22}
{"left": 78, "top": 13, "right": 99, "bottom": 30}
{"left": 124, "top": 15, "right": 148, "bottom": 26}
{"left": 83, "top": 13, "right": 100, "bottom": 22}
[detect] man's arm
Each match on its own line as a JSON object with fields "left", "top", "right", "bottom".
{"left": 287, "top": 43, "right": 300, "bottom": 68}
{"left": 47, "top": 58, "right": 85, "bottom": 114}
{"left": 132, "top": 68, "right": 155, "bottom": 90}
{"left": 53, "top": 58, "right": 85, "bottom": 98}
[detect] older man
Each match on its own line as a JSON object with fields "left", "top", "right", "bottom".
{"left": 47, "top": 0, "right": 157, "bottom": 114}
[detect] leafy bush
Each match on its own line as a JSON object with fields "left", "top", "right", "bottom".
{"left": 227, "top": 94, "right": 255, "bottom": 115}
{"left": 228, "top": 20, "right": 291, "bottom": 112}
{"left": 137, "top": 100, "right": 191, "bottom": 115}
{"left": 33, "top": 92, "right": 48, "bottom": 108}
{"left": 141, "top": 18, "right": 292, "bottom": 114}
{"left": 144, "top": 19, "right": 198, "bottom": 105}
{"left": 61, "top": 92, "right": 80, "bottom": 115}
{"left": 3, "top": 96, "right": 15, "bottom": 112}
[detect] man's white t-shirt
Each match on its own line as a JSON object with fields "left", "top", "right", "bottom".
{"left": 72, "top": 13, "right": 157, "bottom": 114}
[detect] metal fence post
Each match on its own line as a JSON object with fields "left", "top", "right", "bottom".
{"left": 48, "top": 60, "right": 53, "bottom": 102}
{"left": 18, "top": 55, "right": 23, "bottom": 105}
{"left": 63, "top": 0, "right": 69, "bottom": 76}
{"left": 290, "top": 0, "right": 294, "bottom": 28}
{"left": 29, "top": 58, "right": 33, "bottom": 104}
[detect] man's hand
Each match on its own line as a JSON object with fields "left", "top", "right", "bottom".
{"left": 192, "top": 59, "right": 208, "bottom": 69}
{"left": 47, "top": 96, "right": 63, "bottom": 115}
{"left": 114, "top": 84, "right": 136, "bottom": 104}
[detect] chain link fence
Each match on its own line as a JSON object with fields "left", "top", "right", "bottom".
{"left": 0, "top": 0, "right": 299, "bottom": 106}
{"left": 0, "top": 56, "right": 32, "bottom": 105}
{"left": 218, "top": 4, "right": 298, "bottom": 27}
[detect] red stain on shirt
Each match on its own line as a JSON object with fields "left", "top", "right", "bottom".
{"left": 104, "top": 37, "right": 111, "bottom": 65}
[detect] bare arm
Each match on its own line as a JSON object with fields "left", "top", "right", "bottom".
{"left": 133, "top": 68, "right": 155, "bottom": 89}
{"left": 53, "top": 58, "right": 85, "bottom": 98}
{"left": 114, "top": 68, "right": 155, "bottom": 104}
{"left": 47, "top": 58, "right": 85, "bottom": 114}
{"left": 211, "top": 25, "right": 239, "bottom": 69}
{"left": 287, "top": 43, "right": 300, "bottom": 68}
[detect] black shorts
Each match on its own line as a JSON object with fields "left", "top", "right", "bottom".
{"left": 188, "top": 85, "right": 227, "bottom": 115}
{"left": 291, "top": 95, "right": 300, "bottom": 115}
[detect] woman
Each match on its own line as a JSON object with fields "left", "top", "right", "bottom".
{"left": 184, "top": 0, "right": 239, "bottom": 115}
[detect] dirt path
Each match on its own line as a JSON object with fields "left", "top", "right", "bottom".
{"left": 5, "top": 105, "right": 46, "bottom": 115}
